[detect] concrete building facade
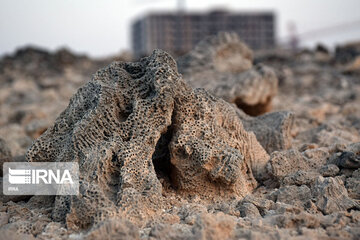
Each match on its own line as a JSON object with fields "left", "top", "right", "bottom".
{"left": 132, "top": 10, "right": 275, "bottom": 58}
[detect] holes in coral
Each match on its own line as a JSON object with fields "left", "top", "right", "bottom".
{"left": 152, "top": 126, "right": 176, "bottom": 191}
{"left": 102, "top": 151, "right": 122, "bottom": 202}
{"left": 115, "top": 101, "right": 133, "bottom": 123}
{"left": 124, "top": 63, "right": 145, "bottom": 78}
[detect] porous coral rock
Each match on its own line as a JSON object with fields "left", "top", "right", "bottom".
{"left": 2, "top": 39, "right": 360, "bottom": 240}
{"left": 178, "top": 32, "right": 278, "bottom": 116}
{"left": 26, "top": 50, "right": 269, "bottom": 229}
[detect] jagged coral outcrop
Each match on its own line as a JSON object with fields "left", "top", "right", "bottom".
{"left": 26, "top": 50, "right": 269, "bottom": 229}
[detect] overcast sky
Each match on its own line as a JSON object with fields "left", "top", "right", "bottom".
{"left": 1, "top": 0, "right": 360, "bottom": 57}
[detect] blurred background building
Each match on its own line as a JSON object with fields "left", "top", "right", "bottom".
{"left": 1, "top": 0, "right": 360, "bottom": 58}
{"left": 132, "top": 10, "right": 275, "bottom": 57}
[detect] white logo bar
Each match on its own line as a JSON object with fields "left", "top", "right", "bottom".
{"left": 3, "top": 162, "right": 79, "bottom": 195}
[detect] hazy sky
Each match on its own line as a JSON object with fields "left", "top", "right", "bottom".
{"left": 1, "top": 0, "right": 360, "bottom": 57}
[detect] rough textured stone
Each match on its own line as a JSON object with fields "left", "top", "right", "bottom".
{"left": 2, "top": 39, "right": 360, "bottom": 240}
{"left": 274, "top": 185, "right": 312, "bottom": 208}
{"left": 26, "top": 50, "right": 269, "bottom": 229}
{"left": 319, "top": 164, "right": 340, "bottom": 177}
{"left": 312, "top": 176, "right": 359, "bottom": 214}
{"left": 267, "top": 149, "right": 309, "bottom": 180}
{"left": 239, "top": 202, "right": 261, "bottom": 218}
{"left": 0, "top": 138, "right": 12, "bottom": 176}
{"left": 267, "top": 148, "right": 329, "bottom": 182}
{"left": 334, "top": 151, "right": 360, "bottom": 169}
{"left": 147, "top": 223, "right": 193, "bottom": 240}
{"left": 240, "top": 195, "right": 276, "bottom": 216}
{"left": 83, "top": 218, "right": 139, "bottom": 240}
{"left": 0, "top": 212, "right": 9, "bottom": 227}
{"left": 0, "top": 228, "right": 35, "bottom": 240}
{"left": 191, "top": 213, "right": 237, "bottom": 240}
{"left": 178, "top": 32, "right": 278, "bottom": 116}
{"left": 36, "top": 222, "right": 68, "bottom": 240}
{"left": 237, "top": 110, "right": 294, "bottom": 153}
{"left": 0, "top": 46, "right": 125, "bottom": 159}
{"left": 147, "top": 213, "right": 236, "bottom": 240}
{"left": 282, "top": 170, "right": 319, "bottom": 186}
{"left": 346, "top": 169, "right": 360, "bottom": 200}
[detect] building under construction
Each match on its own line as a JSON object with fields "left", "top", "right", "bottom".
{"left": 132, "top": 10, "right": 275, "bottom": 58}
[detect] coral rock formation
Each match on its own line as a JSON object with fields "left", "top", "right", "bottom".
{"left": 2, "top": 41, "right": 360, "bottom": 239}
{"left": 178, "top": 32, "right": 278, "bottom": 116}
{"left": 26, "top": 50, "right": 269, "bottom": 229}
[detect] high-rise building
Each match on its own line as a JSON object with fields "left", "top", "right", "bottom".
{"left": 132, "top": 10, "right": 275, "bottom": 58}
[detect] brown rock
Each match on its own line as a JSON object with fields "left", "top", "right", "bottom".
{"left": 237, "top": 110, "right": 294, "bottom": 153}
{"left": 319, "top": 164, "right": 340, "bottom": 177}
{"left": 282, "top": 170, "right": 319, "bottom": 186}
{"left": 0, "top": 138, "right": 12, "bottom": 176}
{"left": 239, "top": 202, "right": 261, "bottom": 218}
{"left": 267, "top": 148, "right": 328, "bottom": 182}
{"left": 346, "top": 169, "right": 360, "bottom": 199}
{"left": 274, "top": 185, "right": 311, "bottom": 208}
{"left": 312, "top": 176, "right": 359, "bottom": 214}
{"left": 0, "top": 212, "right": 9, "bottom": 227}
{"left": 191, "top": 213, "right": 237, "bottom": 240}
{"left": 26, "top": 50, "right": 269, "bottom": 229}
{"left": 84, "top": 218, "right": 139, "bottom": 240}
{"left": 178, "top": 32, "right": 253, "bottom": 75}
{"left": 178, "top": 32, "right": 278, "bottom": 116}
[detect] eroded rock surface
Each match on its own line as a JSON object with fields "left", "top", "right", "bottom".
{"left": 312, "top": 176, "right": 359, "bottom": 214}
{"left": 26, "top": 50, "right": 269, "bottom": 230}
{"left": 1, "top": 41, "right": 360, "bottom": 239}
{"left": 237, "top": 110, "right": 294, "bottom": 153}
{"left": 0, "top": 47, "right": 129, "bottom": 158}
{"left": 0, "top": 138, "right": 12, "bottom": 176}
{"left": 178, "top": 32, "right": 278, "bottom": 116}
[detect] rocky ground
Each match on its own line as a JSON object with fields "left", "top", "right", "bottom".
{"left": 0, "top": 33, "right": 360, "bottom": 239}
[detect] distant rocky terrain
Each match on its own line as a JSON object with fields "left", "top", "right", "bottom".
{"left": 0, "top": 34, "right": 360, "bottom": 239}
